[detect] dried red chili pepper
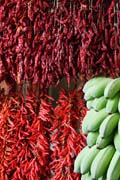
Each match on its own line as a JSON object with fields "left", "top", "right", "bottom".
{"left": 0, "top": 0, "right": 119, "bottom": 88}
{"left": 50, "top": 88, "right": 86, "bottom": 180}
{"left": 0, "top": 90, "right": 55, "bottom": 180}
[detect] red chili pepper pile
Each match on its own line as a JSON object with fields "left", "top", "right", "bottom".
{"left": 0, "top": 87, "right": 86, "bottom": 180}
{"left": 0, "top": 0, "right": 120, "bottom": 88}
{"left": 0, "top": 91, "right": 54, "bottom": 180}
{"left": 50, "top": 88, "right": 86, "bottom": 180}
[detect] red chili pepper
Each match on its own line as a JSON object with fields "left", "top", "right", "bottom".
{"left": 107, "top": 1, "right": 115, "bottom": 14}
{"left": 50, "top": 88, "right": 85, "bottom": 179}
{"left": 114, "top": 50, "right": 119, "bottom": 75}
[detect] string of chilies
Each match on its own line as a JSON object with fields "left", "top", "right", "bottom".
{"left": 50, "top": 88, "right": 86, "bottom": 180}
{"left": 0, "top": 88, "right": 86, "bottom": 180}
{"left": 0, "top": 91, "right": 54, "bottom": 180}
{"left": 0, "top": 0, "right": 120, "bottom": 89}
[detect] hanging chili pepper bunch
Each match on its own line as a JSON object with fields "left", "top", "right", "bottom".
{"left": 77, "top": 0, "right": 120, "bottom": 79}
{"left": 0, "top": 91, "right": 55, "bottom": 180}
{"left": 50, "top": 88, "right": 87, "bottom": 180}
{"left": 0, "top": 0, "right": 119, "bottom": 88}
{"left": 37, "top": 95, "right": 56, "bottom": 180}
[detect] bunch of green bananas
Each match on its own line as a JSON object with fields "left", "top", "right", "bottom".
{"left": 74, "top": 77, "right": 120, "bottom": 180}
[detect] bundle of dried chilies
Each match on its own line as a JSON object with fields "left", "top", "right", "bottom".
{"left": 50, "top": 88, "right": 86, "bottom": 180}
{"left": 0, "top": 0, "right": 119, "bottom": 88}
{"left": 0, "top": 91, "right": 54, "bottom": 180}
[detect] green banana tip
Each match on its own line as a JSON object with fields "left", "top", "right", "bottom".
{"left": 88, "top": 130, "right": 91, "bottom": 133}
{"left": 88, "top": 146, "right": 92, "bottom": 148}
{"left": 96, "top": 145, "right": 100, "bottom": 149}
{"left": 73, "top": 170, "right": 80, "bottom": 174}
{"left": 81, "top": 173, "right": 85, "bottom": 175}
{"left": 81, "top": 171, "right": 85, "bottom": 175}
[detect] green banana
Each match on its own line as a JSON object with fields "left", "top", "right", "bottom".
{"left": 84, "top": 78, "right": 111, "bottom": 100}
{"left": 96, "top": 134, "right": 113, "bottom": 149}
{"left": 83, "top": 77, "right": 108, "bottom": 93}
{"left": 86, "top": 99, "right": 94, "bottom": 110}
{"left": 74, "top": 146, "right": 89, "bottom": 173}
{"left": 81, "top": 145, "right": 100, "bottom": 174}
{"left": 92, "top": 96, "right": 107, "bottom": 111}
{"left": 104, "top": 77, "right": 120, "bottom": 99}
{"left": 114, "top": 132, "right": 120, "bottom": 153}
{"left": 99, "top": 113, "right": 120, "bottom": 138}
{"left": 81, "top": 173, "right": 90, "bottom": 180}
{"left": 107, "top": 151, "right": 120, "bottom": 180}
{"left": 89, "top": 78, "right": 111, "bottom": 98}
{"left": 106, "top": 93, "right": 119, "bottom": 113}
{"left": 87, "top": 108, "right": 108, "bottom": 132}
{"left": 91, "top": 145, "right": 115, "bottom": 179}
{"left": 85, "top": 174, "right": 92, "bottom": 180}
{"left": 84, "top": 87, "right": 94, "bottom": 101}
{"left": 87, "top": 131, "right": 99, "bottom": 147}
{"left": 82, "top": 109, "right": 95, "bottom": 134}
